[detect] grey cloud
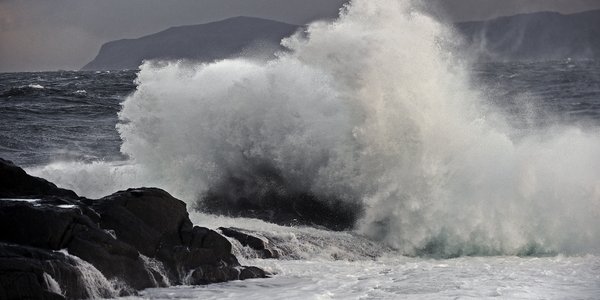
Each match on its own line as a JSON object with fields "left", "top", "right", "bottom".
{"left": 2, "top": 0, "right": 600, "bottom": 72}
{"left": 0, "top": 0, "right": 346, "bottom": 72}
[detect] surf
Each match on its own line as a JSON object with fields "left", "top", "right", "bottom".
{"left": 31, "top": 0, "right": 600, "bottom": 257}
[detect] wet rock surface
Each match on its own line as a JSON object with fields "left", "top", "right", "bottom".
{"left": 220, "top": 227, "right": 280, "bottom": 259}
{"left": 0, "top": 158, "right": 267, "bottom": 299}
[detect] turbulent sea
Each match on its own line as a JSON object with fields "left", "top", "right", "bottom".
{"left": 2, "top": 1, "right": 600, "bottom": 299}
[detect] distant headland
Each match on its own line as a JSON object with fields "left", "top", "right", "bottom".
{"left": 82, "top": 10, "right": 600, "bottom": 71}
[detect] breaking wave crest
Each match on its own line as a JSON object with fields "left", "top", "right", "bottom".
{"left": 32, "top": 0, "right": 600, "bottom": 257}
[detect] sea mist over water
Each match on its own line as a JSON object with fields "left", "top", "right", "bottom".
{"left": 33, "top": 0, "right": 600, "bottom": 257}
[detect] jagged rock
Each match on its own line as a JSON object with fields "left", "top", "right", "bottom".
{"left": 87, "top": 188, "right": 245, "bottom": 284}
{"left": 219, "top": 227, "right": 280, "bottom": 259}
{"left": 0, "top": 158, "right": 268, "bottom": 298}
{"left": 0, "top": 201, "right": 82, "bottom": 250}
{"left": 87, "top": 188, "right": 193, "bottom": 258}
{"left": 0, "top": 243, "right": 111, "bottom": 299}
{"left": 240, "top": 266, "right": 268, "bottom": 280}
{"left": 66, "top": 223, "right": 155, "bottom": 291}
{"left": 0, "top": 158, "right": 78, "bottom": 199}
{"left": 201, "top": 229, "right": 233, "bottom": 257}
{"left": 183, "top": 226, "right": 210, "bottom": 249}
{"left": 0, "top": 199, "right": 157, "bottom": 292}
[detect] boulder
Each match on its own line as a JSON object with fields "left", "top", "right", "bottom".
{"left": 87, "top": 188, "right": 193, "bottom": 258}
{"left": 219, "top": 227, "right": 280, "bottom": 259}
{"left": 240, "top": 266, "right": 268, "bottom": 280}
{"left": 0, "top": 243, "right": 113, "bottom": 300}
{"left": 87, "top": 188, "right": 248, "bottom": 284}
{"left": 0, "top": 200, "right": 156, "bottom": 293}
{"left": 0, "top": 158, "right": 78, "bottom": 199}
{"left": 0, "top": 157, "right": 268, "bottom": 298}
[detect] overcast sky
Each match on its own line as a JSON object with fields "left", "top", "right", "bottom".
{"left": 1, "top": 0, "right": 600, "bottom": 72}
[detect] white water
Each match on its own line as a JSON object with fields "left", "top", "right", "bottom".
{"left": 32, "top": 0, "right": 600, "bottom": 257}
{"left": 59, "top": 250, "right": 121, "bottom": 298}
{"left": 23, "top": 0, "right": 600, "bottom": 298}
{"left": 140, "top": 254, "right": 171, "bottom": 287}
{"left": 120, "top": 214, "right": 600, "bottom": 299}
{"left": 131, "top": 256, "right": 600, "bottom": 299}
{"left": 42, "top": 272, "right": 63, "bottom": 296}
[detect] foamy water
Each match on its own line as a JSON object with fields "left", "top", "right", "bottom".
{"left": 131, "top": 255, "right": 600, "bottom": 300}
{"left": 30, "top": 0, "right": 600, "bottom": 257}
{"left": 17, "top": 0, "right": 600, "bottom": 298}
{"left": 119, "top": 213, "right": 600, "bottom": 299}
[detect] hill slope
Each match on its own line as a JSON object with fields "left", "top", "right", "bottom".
{"left": 83, "top": 11, "right": 600, "bottom": 70}
{"left": 456, "top": 10, "right": 600, "bottom": 61}
{"left": 81, "top": 16, "right": 299, "bottom": 71}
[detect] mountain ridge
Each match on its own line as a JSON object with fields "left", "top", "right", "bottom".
{"left": 81, "top": 16, "right": 300, "bottom": 71}
{"left": 82, "top": 10, "right": 600, "bottom": 70}
{"left": 455, "top": 9, "right": 600, "bottom": 61}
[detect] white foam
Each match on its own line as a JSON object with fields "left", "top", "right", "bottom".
{"left": 42, "top": 272, "right": 63, "bottom": 296}
{"left": 58, "top": 250, "right": 120, "bottom": 298}
{"left": 191, "top": 212, "right": 392, "bottom": 262}
{"left": 132, "top": 255, "right": 600, "bottom": 299}
{"left": 140, "top": 254, "right": 171, "bottom": 287}
{"left": 32, "top": 0, "right": 600, "bottom": 256}
{"left": 57, "top": 204, "right": 77, "bottom": 209}
{"left": 0, "top": 198, "right": 40, "bottom": 202}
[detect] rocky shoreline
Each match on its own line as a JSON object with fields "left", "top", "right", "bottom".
{"left": 0, "top": 158, "right": 268, "bottom": 299}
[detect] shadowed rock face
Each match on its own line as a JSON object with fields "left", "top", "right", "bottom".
{"left": 0, "top": 158, "right": 267, "bottom": 300}
{"left": 0, "top": 158, "right": 78, "bottom": 199}
{"left": 82, "top": 16, "right": 300, "bottom": 71}
{"left": 195, "top": 160, "right": 362, "bottom": 231}
{"left": 0, "top": 244, "right": 100, "bottom": 300}
{"left": 200, "top": 172, "right": 362, "bottom": 231}
{"left": 220, "top": 227, "right": 280, "bottom": 259}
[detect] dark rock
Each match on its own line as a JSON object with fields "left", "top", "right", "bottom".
{"left": 0, "top": 201, "right": 80, "bottom": 250}
{"left": 200, "top": 166, "right": 362, "bottom": 231}
{"left": 87, "top": 188, "right": 249, "bottom": 285}
{"left": 172, "top": 247, "right": 220, "bottom": 270}
{"left": 184, "top": 226, "right": 210, "bottom": 249}
{"left": 66, "top": 225, "right": 155, "bottom": 291}
{"left": 0, "top": 157, "right": 268, "bottom": 297}
{"left": 0, "top": 158, "right": 78, "bottom": 199}
{"left": 201, "top": 229, "right": 233, "bottom": 257}
{"left": 219, "top": 227, "right": 280, "bottom": 259}
{"left": 0, "top": 243, "right": 113, "bottom": 299}
{"left": 90, "top": 188, "right": 192, "bottom": 258}
{"left": 188, "top": 263, "right": 241, "bottom": 285}
{"left": 240, "top": 266, "right": 268, "bottom": 280}
{"left": 0, "top": 200, "right": 156, "bottom": 292}
{"left": 203, "top": 188, "right": 361, "bottom": 231}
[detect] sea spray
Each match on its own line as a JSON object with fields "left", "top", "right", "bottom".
{"left": 32, "top": 0, "right": 600, "bottom": 256}
{"left": 59, "top": 250, "right": 121, "bottom": 298}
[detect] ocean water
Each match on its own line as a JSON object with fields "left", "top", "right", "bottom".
{"left": 2, "top": 0, "right": 600, "bottom": 298}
